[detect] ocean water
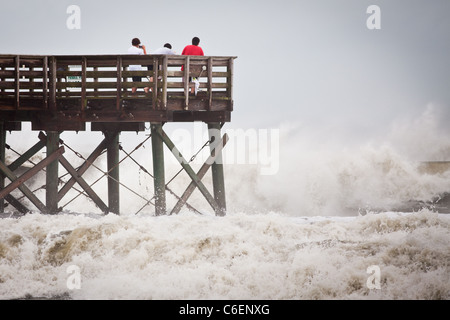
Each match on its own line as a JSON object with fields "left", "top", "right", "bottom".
{"left": 0, "top": 210, "right": 449, "bottom": 300}
{"left": 1, "top": 108, "right": 449, "bottom": 300}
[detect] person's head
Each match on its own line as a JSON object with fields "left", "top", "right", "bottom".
{"left": 192, "top": 37, "right": 200, "bottom": 46}
{"left": 132, "top": 38, "right": 141, "bottom": 46}
{"left": 164, "top": 43, "right": 172, "bottom": 49}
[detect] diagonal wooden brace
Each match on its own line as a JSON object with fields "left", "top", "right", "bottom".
{"left": 3, "top": 194, "right": 30, "bottom": 214}
{"left": 0, "top": 146, "right": 65, "bottom": 212}
{"left": 57, "top": 138, "right": 107, "bottom": 202}
{"left": 2, "top": 132, "right": 47, "bottom": 213}
{"left": 158, "top": 129, "right": 222, "bottom": 215}
{"left": 58, "top": 155, "right": 109, "bottom": 214}
{"left": 171, "top": 133, "right": 229, "bottom": 215}
{"left": 7, "top": 132, "right": 46, "bottom": 172}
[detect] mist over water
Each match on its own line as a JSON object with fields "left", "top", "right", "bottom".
{"left": 224, "top": 104, "right": 450, "bottom": 216}
{"left": 3, "top": 104, "right": 450, "bottom": 217}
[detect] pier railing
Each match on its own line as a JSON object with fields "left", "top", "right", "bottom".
{"left": 0, "top": 54, "right": 236, "bottom": 126}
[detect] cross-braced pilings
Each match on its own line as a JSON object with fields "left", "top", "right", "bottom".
{"left": 0, "top": 54, "right": 236, "bottom": 216}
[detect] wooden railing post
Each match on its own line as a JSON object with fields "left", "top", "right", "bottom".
{"left": 207, "top": 57, "right": 213, "bottom": 111}
{"left": 227, "top": 58, "right": 234, "bottom": 111}
{"left": 93, "top": 66, "right": 99, "bottom": 97}
{"left": 184, "top": 56, "right": 190, "bottom": 110}
{"left": 43, "top": 57, "right": 48, "bottom": 109}
{"left": 0, "top": 121, "right": 5, "bottom": 213}
{"left": 48, "top": 56, "right": 57, "bottom": 111}
{"left": 152, "top": 56, "right": 158, "bottom": 109}
{"left": 162, "top": 56, "right": 168, "bottom": 110}
{"left": 14, "top": 56, "right": 20, "bottom": 109}
{"left": 116, "top": 57, "right": 122, "bottom": 111}
{"left": 0, "top": 66, "right": 4, "bottom": 95}
{"left": 81, "top": 57, "right": 87, "bottom": 110}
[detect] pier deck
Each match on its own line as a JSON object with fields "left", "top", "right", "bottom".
{"left": 0, "top": 54, "right": 236, "bottom": 131}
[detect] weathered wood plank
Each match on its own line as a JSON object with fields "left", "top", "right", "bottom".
{"left": 0, "top": 82, "right": 44, "bottom": 89}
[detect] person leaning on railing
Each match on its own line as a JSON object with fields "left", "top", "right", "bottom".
{"left": 181, "top": 37, "right": 204, "bottom": 95}
{"left": 127, "top": 37, "right": 150, "bottom": 94}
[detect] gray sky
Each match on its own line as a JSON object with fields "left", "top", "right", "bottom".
{"left": 1, "top": 0, "right": 450, "bottom": 140}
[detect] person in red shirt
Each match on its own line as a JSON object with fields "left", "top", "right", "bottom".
{"left": 182, "top": 37, "right": 204, "bottom": 56}
{"left": 182, "top": 37, "right": 204, "bottom": 95}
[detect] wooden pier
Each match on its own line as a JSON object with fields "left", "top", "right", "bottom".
{"left": 0, "top": 54, "right": 236, "bottom": 216}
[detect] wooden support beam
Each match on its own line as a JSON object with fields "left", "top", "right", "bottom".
{"left": 58, "top": 155, "right": 109, "bottom": 214}
{"left": 105, "top": 131, "right": 120, "bottom": 214}
{"left": 2, "top": 130, "right": 45, "bottom": 214}
{"left": 171, "top": 133, "right": 229, "bottom": 215}
{"left": 208, "top": 123, "right": 227, "bottom": 216}
{"left": 151, "top": 123, "right": 166, "bottom": 215}
{"left": 4, "top": 194, "right": 30, "bottom": 214}
{"left": 46, "top": 132, "right": 60, "bottom": 214}
{"left": 158, "top": 128, "right": 221, "bottom": 215}
{"left": 0, "top": 146, "right": 64, "bottom": 212}
{"left": 57, "top": 137, "right": 107, "bottom": 202}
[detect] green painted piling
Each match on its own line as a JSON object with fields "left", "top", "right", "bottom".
{"left": 105, "top": 131, "right": 120, "bottom": 215}
{"left": 46, "top": 131, "right": 60, "bottom": 214}
{"left": 208, "top": 123, "right": 226, "bottom": 216}
{"left": 151, "top": 123, "right": 166, "bottom": 215}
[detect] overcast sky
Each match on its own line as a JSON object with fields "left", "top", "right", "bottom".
{"left": 1, "top": 0, "right": 450, "bottom": 141}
